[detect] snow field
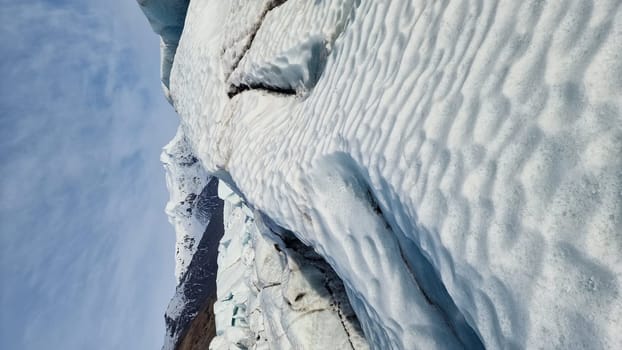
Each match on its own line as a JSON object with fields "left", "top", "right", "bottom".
{"left": 169, "top": 0, "right": 622, "bottom": 348}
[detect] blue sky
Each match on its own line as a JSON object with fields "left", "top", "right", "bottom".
{"left": 0, "top": 0, "right": 179, "bottom": 348}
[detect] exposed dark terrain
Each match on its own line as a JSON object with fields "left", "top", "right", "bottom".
{"left": 164, "top": 177, "right": 224, "bottom": 350}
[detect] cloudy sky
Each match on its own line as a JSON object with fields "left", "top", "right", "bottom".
{"left": 0, "top": 0, "right": 179, "bottom": 348}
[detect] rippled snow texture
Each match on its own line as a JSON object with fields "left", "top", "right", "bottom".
{"left": 168, "top": 0, "right": 622, "bottom": 348}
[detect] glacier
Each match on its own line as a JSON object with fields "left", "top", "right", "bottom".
{"left": 142, "top": 0, "right": 622, "bottom": 349}
{"left": 210, "top": 182, "right": 369, "bottom": 350}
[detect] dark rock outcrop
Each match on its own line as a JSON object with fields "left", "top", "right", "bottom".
{"left": 163, "top": 177, "right": 224, "bottom": 350}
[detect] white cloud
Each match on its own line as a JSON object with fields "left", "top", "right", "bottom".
{"left": 0, "top": 1, "right": 179, "bottom": 349}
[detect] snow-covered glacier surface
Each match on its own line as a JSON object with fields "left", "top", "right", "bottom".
{"left": 149, "top": 0, "right": 622, "bottom": 348}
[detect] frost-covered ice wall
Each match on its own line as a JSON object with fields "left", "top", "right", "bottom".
{"left": 151, "top": 0, "right": 622, "bottom": 349}
{"left": 137, "top": 0, "right": 189, "bottom": 103}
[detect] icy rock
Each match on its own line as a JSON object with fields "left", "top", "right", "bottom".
{"left": 161, "top": 127, "right": 211, "bottom": 282}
